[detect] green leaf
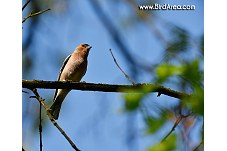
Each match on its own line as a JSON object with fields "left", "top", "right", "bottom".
{"left": 183, "top": 86, "right": 204, "bottom": 115}
{"left": 165, "top": 26, "right": 189, "bottom": 56}
{"left": 123, "top": 93, "right": 145, "bottom": 111}
{"left": 145, "top": 116, "right": 166, "bottom": 134}
{"left": 199, "top": 35, "right": 204, "bottom": 56}
{"left": 156, "top": 64, "right": 184, "bottom": 83}
{"left": 182, "top": 59, "right": 203, "bottom": 87}
{"left": 147, "top": 134, "right": 177, "bottom": 151}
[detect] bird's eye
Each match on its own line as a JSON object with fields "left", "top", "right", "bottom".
{"left": 82, "top": 44, "right": 89, "bottom": 48}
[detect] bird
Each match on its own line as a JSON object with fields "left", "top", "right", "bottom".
{"left": 49, "top": 43, "right": 92, "bottom": 120}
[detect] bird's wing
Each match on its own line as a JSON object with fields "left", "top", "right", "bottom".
{"left": 53, "top": 54, "right": 71, "bottom": 101}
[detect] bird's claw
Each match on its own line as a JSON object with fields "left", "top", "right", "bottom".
{"left": 65, "top": 80, "right": 73, "bottom": 82}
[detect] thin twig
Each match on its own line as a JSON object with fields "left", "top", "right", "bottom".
{"left": 22, "top": 80, "right": 191, "bottom": 99}
{"left": 22, "top": 90, "right": 29, "bottom": 94}
{"left": 109, "top": 49, "right": 136, "bottom": 85}
{"left": 29, "top": 88, "right": 81, "bottom": 151}
{"left": 161, "top": 116, "right": 182, "bottom": 142}
{"left": 39, "top": 102, "right": 43, "bottom": 151}
{"left": 22, "top": 8, "right": 51, "bottom": 23}
{"left": 22, "top": 0, "right": 31, "bottom": 11}
{"left": 193, "top": 140, "right": 204, "bottom": 151}
{"left": 89, "top": 0, "right": 138, "bottom": 75}
{"left": 161, "top": 113, "right": 191, "bottom": 142}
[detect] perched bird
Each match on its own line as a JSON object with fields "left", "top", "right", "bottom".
{"left": 49, "top": 44, "right": 92, "bottom": 120}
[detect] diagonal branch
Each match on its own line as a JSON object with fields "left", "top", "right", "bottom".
{"left": 161, "top": 113, "right": 192, "bottom": 142}
{"left": 89, "top": 0, "right": 138, "bottom": 75}
{"left": 22, "top": 0, "right": 32, "bottom": 11}
{"left": 193, "top": 140, "right": 204, "bottom": 151}
{"left": 22, "top": 8, "right": 51, "bottom": 23}
{"left": 109, "top": 49, "right": 136, "bottom": 85}
{"left": 29, "top": 88, "right": 81, "bottom": 151}
{"left": 23, "top": 80, "right": 191, "bottom": 99}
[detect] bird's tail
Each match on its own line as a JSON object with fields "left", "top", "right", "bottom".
{"left": 49, "top": 89, "right": 70, "bottom": 120}
{"left": 49, "top": 97, "right": 63, "bottom": 120}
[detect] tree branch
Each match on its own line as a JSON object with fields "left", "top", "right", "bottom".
{"left": 22, "top": 8, "right": 51, "bottom": 23}
{"left": 109, "top": 49, "right": 136, "bottom": 85}
{"left": 22, "top": 80, "right": 191, "bottom": 99}
{"left": 161, "top": 113, "right": 192, "bottom": 142}
{"left": 193, "top": 140, "right": 203, "bottom": 151}
{"left": 22, "top": 0, "right": 32, "bottom": 11}
{"left": 89, "top": 0, "right": 138, "bottom": 75}
{"left": 39, "top": 102, "right": 43, "bottom": 151}
{"left": 29, "top": 88, "right": 81, "bottom": 151}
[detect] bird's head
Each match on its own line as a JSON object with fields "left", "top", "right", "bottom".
{"left": 76, "top": 44, "right": 92, "bottom": 53}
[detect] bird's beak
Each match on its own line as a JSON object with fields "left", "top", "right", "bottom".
{"left": 87, "top": 46, "right": 92, "bottom": 50}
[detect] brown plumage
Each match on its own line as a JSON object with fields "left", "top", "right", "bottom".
{"left": 49, "top": 44, "right": 92, "bottom": 119}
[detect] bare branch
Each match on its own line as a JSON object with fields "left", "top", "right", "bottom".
{"left": 23, "top": 80, "right": 191, "bottom": 99}
{"left": 29, "top": 88, "right": 81, "bottom": 151}
{"left": 89, "top": 0, "right": 138, "bottom": 75}
{"left": 109, "top": 49, "right": 136, "bottom": 85}
{"left": 161, "top": 113, "right": 191, "bottom": 142}
{"left": 193, "top": 140, "right": 204, "bottom": 151}
{"left": 39, "top": 102, "right": 43, "bottom": 151}
{"left": 22, "top": 8, "right": 51, "bottom": 23}
{"left": 22, "top": 0, "right": 31, "bottom": 11}
{"left": 22, "top": 90, "right": 29, "bottom": 94}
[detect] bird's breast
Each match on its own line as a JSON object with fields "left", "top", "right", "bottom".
{"left": 61, "top": 58, "right": 87, "bottom": 82}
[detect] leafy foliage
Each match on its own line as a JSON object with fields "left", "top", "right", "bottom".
{"left": 156, "top": 64, "right": 184, "bottom": 83}
{"left": 147, "top": 134, "right": 177, "bottom": 151}
{"left": 123, "top": 25, "right": 204, "bottom": 150}
{"left": 166, "top": 27, "right": 189, "bottom": 53}
{"left": 165, "top": 27, "right": 190, "bottom": 61}
{"left": 144, "top": 111, "right": 168, "bottom": 134}
{"left": 124, "top": 92, "right": 144, "bottom": 111}
{"left": 184, "top": 86, "right": 204, "bottom": 115}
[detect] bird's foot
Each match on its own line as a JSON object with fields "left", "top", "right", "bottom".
{"left": 48, "top": 108, "right": 53, "bottom": 114}
{"left": 65, "top": 79, "right": 73, "bottom": 83}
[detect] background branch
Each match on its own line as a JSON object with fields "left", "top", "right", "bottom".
{"left": 23, "top": 80, "right": 191, "bottom": 99}
{"left": 29, "top": 88, "right": 81, "bottom": 151}
{"left": 193, "top": 140, "right": 203, "bottom": 151}
{"left": 39, "top": 102, "right": 43, "bottom": 151}
{"left": 89, "top": 0, "right": 138, "bottom": 76}
{"left": 22, "top": 0, "right": 31, "bottom": 11}
{"left": 22, "top": 8, "right": 51, "bottom": 23}
{"left": 161, "top": 113, "right": 191, "bottom": 142}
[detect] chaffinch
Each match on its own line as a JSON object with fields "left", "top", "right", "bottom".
{"left": 50, "top": 44, "right": 92, "bottom": 119}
